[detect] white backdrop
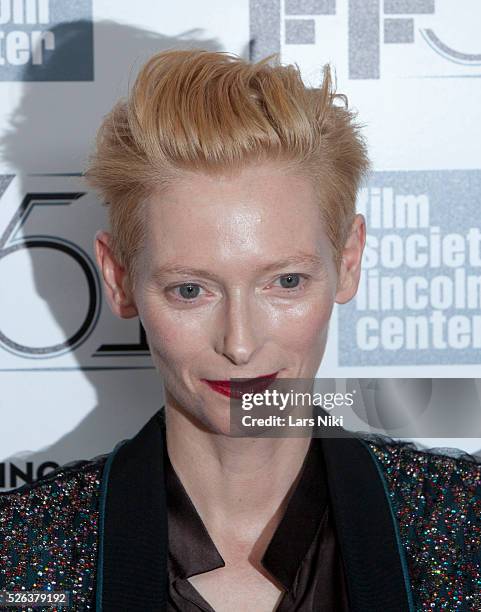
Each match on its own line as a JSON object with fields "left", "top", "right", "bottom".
{"left": 1, "top": 0, "right": 480, "bottom": 490}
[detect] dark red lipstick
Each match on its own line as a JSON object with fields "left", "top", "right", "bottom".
{"left": 202, "top": 371, "right": 279, "bottom": 399}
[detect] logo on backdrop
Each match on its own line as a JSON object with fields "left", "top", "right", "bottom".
{"left": 0, "top": 174, "right": 153, "bottom": 371}
{"left": 338, "top": 170, "right": 481, "bottom": 366}
{"left": 0, "top": 460, "right": 59, "bottom": 490}
{"left": 0, "top": 0, "right": 93, "bottom": 81}
{"left": 249, "top": 0, "right": 481, "bottom": 79}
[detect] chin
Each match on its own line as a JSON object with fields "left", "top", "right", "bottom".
{"left": 177, "top": 397, "right": 233, "bottom": 436}
{"left": 195, "top": 415, "right": 236, "bottom": 437}
{"left": 202, "top": 404, "right": 237, "bottom": 436}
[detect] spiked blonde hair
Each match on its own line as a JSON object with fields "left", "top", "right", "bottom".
{"left": 84, "top": 48, "right": 370, "bottom": 291}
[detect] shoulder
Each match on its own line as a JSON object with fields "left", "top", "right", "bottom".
{"left": 361, "top": 433, "right": 481, "bottom": 513}
{"left": 360, "top": 434, "right": 481, "bottom": 605}
{"left": 0, "top": 452, "right": 109, "bottom": 510}
{"left": 361, "top": 433, "right": 481, "bottom": 491}
{"left": 0, "top": 452, "right": 109, "bottom": 593}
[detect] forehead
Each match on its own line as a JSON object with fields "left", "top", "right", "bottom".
{"left": 143, "top": 163, "right": 329, "bottom": 262}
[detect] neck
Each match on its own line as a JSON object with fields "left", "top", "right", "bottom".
{"left": 164, "top": 402, "right": 312, "bottom": 554}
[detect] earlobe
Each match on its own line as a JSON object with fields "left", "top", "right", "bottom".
{"left": 335, "top": 257, "right": 354, "bottom": 305}
{"left": 94, "top": 230, "right": 139, "bottom": 319}
{"left": 334, "top": 213, "right": 366, "bottom": 305}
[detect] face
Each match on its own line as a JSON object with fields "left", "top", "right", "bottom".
{"left": 95, "top": 161, "right": 365, "bottom": 435}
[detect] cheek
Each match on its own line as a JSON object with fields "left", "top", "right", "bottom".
{"left": 139, "top": 301, "right": 207, "bottom": 367}
{"left": 274, "top": 298, "right": 333, "bottom": 351}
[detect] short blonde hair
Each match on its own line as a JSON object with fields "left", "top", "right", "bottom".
{"left": 84, "top": 48, "right": 370, "bottom": 291}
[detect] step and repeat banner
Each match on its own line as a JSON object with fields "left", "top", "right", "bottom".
{"left": 1, "top": 0, "right": 480, "bottom": 490}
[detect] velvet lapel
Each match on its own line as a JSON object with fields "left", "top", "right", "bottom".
{"left": 96, "top": 409, "right": 168, "bottom": 612}
{"left": 321, "top": 435, "right": 414, "bottom": 612}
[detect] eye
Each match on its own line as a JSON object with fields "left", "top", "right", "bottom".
{"left": 172, "top": 283, "right": 203, "bottom": 301}
{"left": 273, "top": 273, "right": 308, "bottom": 291}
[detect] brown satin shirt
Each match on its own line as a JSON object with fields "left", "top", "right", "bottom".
{"left": 163, "top": 432, "right": 350, "bottom": 611}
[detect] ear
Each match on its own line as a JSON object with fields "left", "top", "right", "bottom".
{"left": 94, "top": 230, "right": 139, "bottom": 319}
{"left": 335, "top": 214, "right": 366, "bottom": 305}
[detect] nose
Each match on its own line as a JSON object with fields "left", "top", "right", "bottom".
{"left": 216, "top": 292, "right": 261, "bottom": 366}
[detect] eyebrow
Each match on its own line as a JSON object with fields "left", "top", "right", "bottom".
{"left": 150, "top": 253, "right": 325, "bottom": 282}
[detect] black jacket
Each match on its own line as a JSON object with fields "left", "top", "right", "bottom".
{"left": 1, "top": 407, "right": 480, "bottom": 611}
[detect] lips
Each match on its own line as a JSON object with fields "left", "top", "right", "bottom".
{"left": 203, "top": 372, "right": 279, "bottom": 399}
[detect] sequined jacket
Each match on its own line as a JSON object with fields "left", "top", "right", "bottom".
{"left": 1, "top": 408, "right": 480, "bottom": 612}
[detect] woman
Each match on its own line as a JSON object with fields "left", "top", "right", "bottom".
{"left": 1, "top": 49, "right": 480, "bottom": 612}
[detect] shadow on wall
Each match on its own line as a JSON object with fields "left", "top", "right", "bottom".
{"left": 0, "top": 19, "right": 246, "bottom": 488}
